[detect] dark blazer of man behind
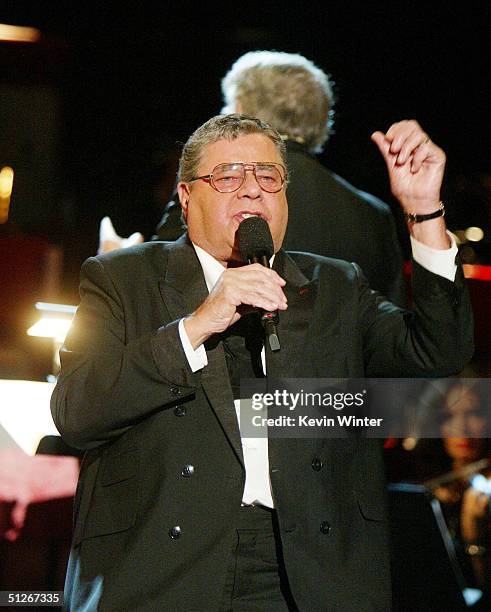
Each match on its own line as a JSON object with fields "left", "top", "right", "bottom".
{"left": 282, "top": 140, "right": 407, "bottom": 306}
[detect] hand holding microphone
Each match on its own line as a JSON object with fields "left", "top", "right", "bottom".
{"left": 183, "top": 216, "right": 287, "bottom": 350}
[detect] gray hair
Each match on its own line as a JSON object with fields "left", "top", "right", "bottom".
{"left": 178, "top": 113, "right": 286, "bottom": 183}
{"left": 221, "top": 51, "right": 335, "bottom": 153}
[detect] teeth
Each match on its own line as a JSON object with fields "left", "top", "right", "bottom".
{"left": 242, "top": 213, "right": 258, "bottom": 219}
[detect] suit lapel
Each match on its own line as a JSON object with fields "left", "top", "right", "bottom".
{"left": 158, "top": 235, "right": 208, "bottom": 320}
{"left": 267, "top": 250, "right": 319, "bottom": 472}
{"left": 200, "top": 340, "right": 244, "bottom": 466}
{"left": 267, "top": 250, "right": 317, "bottom": 378}
{"left": 158, "top": 236, "right": 244, "bottom": 466}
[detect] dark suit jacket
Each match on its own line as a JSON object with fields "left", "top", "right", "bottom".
{"left": 51, "top": 236, "right": 473, "bottom": 611}
{"left": 154, "top": 141, "right": 407, "bottom": 306}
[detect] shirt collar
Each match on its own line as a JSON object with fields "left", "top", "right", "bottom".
{"left": 192, "top": 244, "right": 225, "bottom": 293}
{"left": 192, "top": 243, "right": 275, "bottom": 293}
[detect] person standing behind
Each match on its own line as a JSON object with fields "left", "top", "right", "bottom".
{"left": 149, "top": 50, "right": 407, "bottom": 305}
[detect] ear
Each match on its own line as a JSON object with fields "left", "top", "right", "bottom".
{"left": 177, "top": 182, "right": 190, "bottom": 221}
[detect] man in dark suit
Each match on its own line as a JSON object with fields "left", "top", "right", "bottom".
{"left": 52, "top": 114, "right": 473, "bottom": 611}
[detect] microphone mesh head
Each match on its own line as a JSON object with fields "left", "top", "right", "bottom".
{"left": 237, "top": 216, "right": 274, "bottom": 261}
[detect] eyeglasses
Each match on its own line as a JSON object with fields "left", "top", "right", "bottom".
{"left": 189, "top": 162, "right": 287, "bottom": 193}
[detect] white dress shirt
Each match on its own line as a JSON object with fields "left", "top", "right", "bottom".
{"left": 178, "top": 235, "right": 459, "bottom": 508}
{"left": 178, "top": 245, "right": 274, "bottom": 507}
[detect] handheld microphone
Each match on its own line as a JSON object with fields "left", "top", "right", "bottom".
{"left": 237, "top": 216, "right": 281, "bottom": 351}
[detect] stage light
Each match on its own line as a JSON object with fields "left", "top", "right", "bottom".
{"left": 0, "top": 23, "right": 41, "bottom": 43}
{"left": 27, "top": 317, "right": 73, "bottom": 342}
{"left": 402, "top": 437, "right": 417, "bottom": 451}
{"left": 27, "top": 302, "right": 77, "bottom": 342}
{"left": 27, "top": 302, "right": 77, "bottom": 377}
{"left": 0, "top": 166, "right": 14, "bottom": 224}
{"left": 0, "top": 166, "right": 14, "bottom": 198}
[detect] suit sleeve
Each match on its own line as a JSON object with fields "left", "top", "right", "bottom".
{"left": 50, "top": 256, "right": 199, "bottom": 450}
{"left": 380, "top": 206, "right": 408, "bottom": 308}
{"left": 357, "top": 260, "right": 474, "bottom": 376}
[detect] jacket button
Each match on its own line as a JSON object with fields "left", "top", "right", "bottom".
{"left": 181, "top": 464, "right": 195, "bottom": 477}
{"left": 170, "top": 386, "right": 182, "bottom": 396}
{"left": 174, "top": 405, "right": 186, "bottom": 417}
{"left": 169, "top": 526, "right": 181, "bottom": 539}
{"left": 320, "top": 521, "right": 331, "bottom": 534}
{"left": 311, "top": 457, "right": 323, "bottom": 471}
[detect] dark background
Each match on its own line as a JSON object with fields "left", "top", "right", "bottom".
{"left": 1, "top": 2, "right": 490, "bottom": 302}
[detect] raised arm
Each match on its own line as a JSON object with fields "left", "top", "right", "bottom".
{"left": 371, "top": 119, "right": 449, "bottom": 250}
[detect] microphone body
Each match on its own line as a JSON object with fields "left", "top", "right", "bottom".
{"left": 237, "top": 217, "right": 281, "bottom": 351}
{"left": 249, "top": 252, "right": 280, "bottom": 325}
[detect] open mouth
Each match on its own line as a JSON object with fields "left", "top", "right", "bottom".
{"left": 234, "top": 211, "right": 266, "bottom": 223}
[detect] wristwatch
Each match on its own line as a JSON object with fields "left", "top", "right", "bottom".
{"left": 404, "top": 201, "right": 445, "bottom": 223}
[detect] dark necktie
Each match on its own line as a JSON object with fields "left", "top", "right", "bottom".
{"left": 221, "top": 313, "right": 265, "bottom": 400}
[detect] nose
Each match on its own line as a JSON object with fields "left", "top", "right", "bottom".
{"left": 236, "top": 168, "right": 262, "bottom": 198}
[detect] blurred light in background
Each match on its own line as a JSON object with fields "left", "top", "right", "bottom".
{"left": 0, "top": 23, "right": 40, "bottom": 43}
{"left": 27, "top": 302, "right": 77, "bottom": 343}
{"left": 27, "top": 302, "right": 77, "bottom": 377}
{"left": 464, "top": 226, "right": 484, "bottom": 243}
{"left": 402, "top": 437, "right": 417, "bottom": 451}
{"left": 0, "top": 379, "right": 58, "bottom": 454}
{"left": 27, "top": 317, "right": 73, "bottom": 342}
{"left": 0, "top": 166, "right": 14, "bottom": 224}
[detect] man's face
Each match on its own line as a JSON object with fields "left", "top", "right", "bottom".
{"left": 178, "top": 134, "right": 288, "bottom": 266}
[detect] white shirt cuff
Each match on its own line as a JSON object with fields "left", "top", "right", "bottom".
{"left": 178, "top": 318, "right": 208, "bottom": 372}
{"left": 410, "top": 231, "right": 458, "bottom": 282}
